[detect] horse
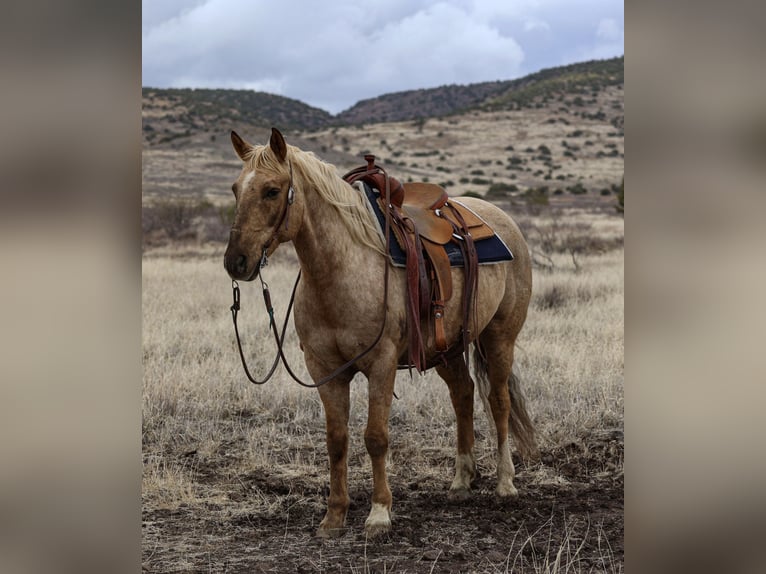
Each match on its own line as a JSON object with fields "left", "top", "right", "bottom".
{"left": 224, "top": 128, "right": 537, "bottom": 538}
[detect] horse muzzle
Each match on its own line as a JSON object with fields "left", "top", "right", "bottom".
{"left": 224, "top": 247, "right": 261, "bottom": 281}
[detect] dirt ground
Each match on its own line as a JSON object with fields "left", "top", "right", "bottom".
{"left": 142, "top": 427, "right": 622, "bottom": 573}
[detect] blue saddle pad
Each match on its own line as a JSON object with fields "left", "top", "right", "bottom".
{"left": 360, "top": 182, "right": 513, "bottom": 267}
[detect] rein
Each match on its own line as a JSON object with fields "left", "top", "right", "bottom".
{"left": 229, "top": 162, "right": 394, "bottom": 388}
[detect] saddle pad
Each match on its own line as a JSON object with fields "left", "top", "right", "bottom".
{"left": 359, "top": 182, "right": 514, "bottom": 267}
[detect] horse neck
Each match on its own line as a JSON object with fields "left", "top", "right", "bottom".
{"left": 291, "top": 177, "right": 374, "bottom": 288}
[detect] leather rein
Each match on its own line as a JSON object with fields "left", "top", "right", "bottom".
{"left": 229, "top": 161, "right": 394, "bottom": 388}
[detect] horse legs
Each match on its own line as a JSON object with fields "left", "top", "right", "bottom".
{"left": 477, "top": 334, "right": 520, "bottom": 498}
{"left": 435, "top": 359, "right": 476, "bottom": 499}
{"left": 315, "top": 378, "right": 351, "bottom": 538}
{"left": 363, "top": 359, "right": 397, "bottom": 538}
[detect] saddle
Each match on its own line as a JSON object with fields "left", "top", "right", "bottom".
{"left": 343, "top": 155, "right": 495, "bottom": 372}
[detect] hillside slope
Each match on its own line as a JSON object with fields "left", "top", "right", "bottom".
{"left": 142, "top": 88, "right": 334, "bottom": 146}
{"left": 142, "top": 57, "right": 623, "bottom": 215}
{"left": 142, "top": 57, "right": 623, "bottom": 147}
{"left": 336, "top": 57, "right": 623, "bottom": 125}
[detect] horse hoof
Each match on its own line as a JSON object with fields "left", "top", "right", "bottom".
{"left": 448, "top": 487, "right": 471, "bottom": 502}
{"left": 316, "top": 525, "right": 347, "bottom": 539}
{"left": 496, "top": 483, "right": 519, "bottom": 498}
{"left": 364, "top": 519, "right": 391, "bottom": 538}
{"left": 364, "top": 503, "right": 391, "bottom": 538}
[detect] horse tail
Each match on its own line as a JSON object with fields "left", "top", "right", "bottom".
{"left": 473, "top": 347, "right": 538, "bottom": 460}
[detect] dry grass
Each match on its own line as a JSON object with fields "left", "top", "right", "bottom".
{"left": 142, "top": 208, "right": 623, "bottom": 571}
{"left": 143, "top": 208, "right": 624, "bottom": 486}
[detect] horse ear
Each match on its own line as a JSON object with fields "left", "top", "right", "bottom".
{"left": 269, "top": 128, "right": 288, "bottom": 163}
{"left": 231, "top": 130, "right": 252, "bottom": 161}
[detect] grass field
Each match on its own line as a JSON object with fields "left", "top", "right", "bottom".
{"left": 142, "top": 207, "right": 623, "bottom": 572}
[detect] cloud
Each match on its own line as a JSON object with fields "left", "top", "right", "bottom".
{"left": 597, "top": 18, "right": 622, "bottom": 41}
{"left": 524, "top": 18, "right": 552, "bottom": 33}
{"left": 142, "top": 0, "right": 623, "bottom": 114}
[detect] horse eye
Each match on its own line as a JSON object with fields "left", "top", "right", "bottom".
{"left": 266, "top": 188, "right": 280, "bottom": 199}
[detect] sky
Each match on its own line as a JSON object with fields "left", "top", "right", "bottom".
{"left": 142, "top": 0, "right": 623, "bottom": 114}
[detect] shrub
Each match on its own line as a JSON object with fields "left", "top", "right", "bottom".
{"left": 522, "top": 186, "right": 549, "bottom": 205}
{"left": 535, "top": 284, "right": 567, "bottom": 310}
{"left": 486, "top": 182, "right": 518, "bottom": 197}
{"left": 616, "top": 177, "right": 624, "bottom": 213}
{"left": 567, "top": 183, "right": 587, "bottom": 195}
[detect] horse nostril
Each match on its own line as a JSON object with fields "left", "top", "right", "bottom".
{"left": 236, "top": 254, "right": 247, "bottom": 273}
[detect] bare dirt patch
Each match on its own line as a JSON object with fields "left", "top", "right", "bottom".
{"left": 142, "top": 428, "right": 622, "bottom": 573}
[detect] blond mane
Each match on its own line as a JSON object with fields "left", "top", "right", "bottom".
{"left": 249, "top": 144, "right": 386, "bottom": 256}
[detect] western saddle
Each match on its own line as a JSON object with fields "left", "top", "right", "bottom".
{"left": 343, "top": 155, "right": 495, "bottom": 372}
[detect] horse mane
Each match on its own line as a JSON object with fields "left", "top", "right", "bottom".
{"left": 250, "top": 144, "right": 386, "bottom": 256}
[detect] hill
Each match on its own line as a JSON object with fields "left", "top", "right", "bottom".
{"left": 337, "top": 57, "right": 623, "bottom": 125}
{"left": 142, "top": 88, "right": 334, "bottom": 146}
{"left": 142, "top": 56, "right": 623, "bottom": 231}
{"left": 142, "top": 57, "right": 623, "bottom": 147}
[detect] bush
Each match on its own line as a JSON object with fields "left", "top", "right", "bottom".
{"left": 486, "top": 182, "right": 518, "bottom": 197}
{"left": 616, "top": 177, "right": 624, "bottom": 213}
{"left": 522, "top": 186, "right": 549, "bottom": 205}
{"left": 535, "top": 284, "right": 567, "bottom": 310}
{"left": 567, "top": 183, "right": 588, "bottom": 195}
{"left": 143, "top": 198, "right": 230, "bottom": 244}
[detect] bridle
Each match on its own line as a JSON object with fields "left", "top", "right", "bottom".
{"left": 229, "top": 160, "right": 395, "bottom": 388}
{"left": 259, "top": 160, "right": 295, "bottom": 267}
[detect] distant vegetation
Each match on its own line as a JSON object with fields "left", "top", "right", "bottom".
{"left": 142, "top": 56, "right": 624, "bottom": 144}
{"left": 616, "top": 177, "right": 624, "bottom": 214}
{"left": 337, "top": 56, "right": 623, "bottom": 125}
{"left": 142, "top": 87, "right": 334, "bottom": 144}
{"left": 484, "top": 57, "right": 623, "bottom": 111}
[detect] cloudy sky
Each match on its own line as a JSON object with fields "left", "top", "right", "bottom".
{"left": 142, "top": 0, "right": 623, "bottom": 114}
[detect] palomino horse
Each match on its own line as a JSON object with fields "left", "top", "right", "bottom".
{"left": 224, "top": 128, "right": 536, "bottom": 538}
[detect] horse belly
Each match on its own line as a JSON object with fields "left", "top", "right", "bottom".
{"left": 418, "top": 262, "right": 508, "bottom": 362}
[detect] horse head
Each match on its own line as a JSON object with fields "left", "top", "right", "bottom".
{"left": 224, "top": 128, "right": 301, "bottom": 281}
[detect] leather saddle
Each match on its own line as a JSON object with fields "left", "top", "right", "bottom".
{"left": 343, "top": 155, "right": 496, "bottom": 372}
